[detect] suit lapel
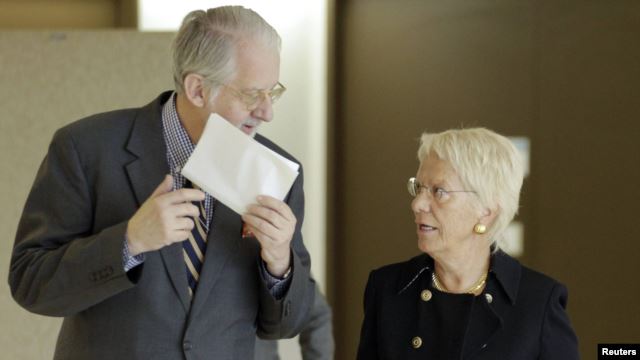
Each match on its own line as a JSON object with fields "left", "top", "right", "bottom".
{"left": 463, "top": 253, "right": 522, "bottom": 358}
{"left": 189, "top": 200, "right": 241, "bottom": 316}
{"left": 124, "top": 92, "right": 191, "bottom": 312}
{"left": 462, "top": 293, "right": 503, "bottom": 358}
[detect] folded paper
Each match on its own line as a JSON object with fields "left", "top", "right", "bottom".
{"left": 181, "top": 113, "right": 299, "bottom": 215}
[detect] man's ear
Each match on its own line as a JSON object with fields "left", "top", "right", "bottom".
{"left": 183, "top": 74, "right": 208, "bottom": 108}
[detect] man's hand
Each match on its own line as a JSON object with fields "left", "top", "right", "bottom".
{"left": 242, "top": 196, "right": 296, "bottom": 277}
{"left": 126, "top": 175, "right": 205, "bottom": 256}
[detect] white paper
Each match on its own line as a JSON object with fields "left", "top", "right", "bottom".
{"left": 181, "top": 113, "right": 299, "bottom": 215}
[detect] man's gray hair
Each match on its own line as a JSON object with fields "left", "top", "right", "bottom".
{"left": 417, "top": 128, "right": 525, "bottom": 251}
{"left": 172, "top": 6, "right": 281, "bottom": 94}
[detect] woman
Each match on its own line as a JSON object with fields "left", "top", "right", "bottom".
{"left": 357, "top": 128, "right": 579, "bottom": 359}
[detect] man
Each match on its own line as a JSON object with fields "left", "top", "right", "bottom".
{"left": 255, "top": 284, "right": 334, "bottom": 360}
{"left": 9, "top": 6, "right": 315, "bottom": 360}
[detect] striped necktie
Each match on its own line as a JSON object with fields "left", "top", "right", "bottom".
{"left": 183, "top": 181, "right": 209, "bottom": 297}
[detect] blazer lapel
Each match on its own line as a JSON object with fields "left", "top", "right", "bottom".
{"left": 463, "top": 253, "right": 522, "bottom": 358}
{"left": 462, "top": 292, "right": 503, "bottom": 359}
{"left": 189, "top": 201, "right": 241, "bottom": 316}
{"left": 124, "top": 92, "right": 191, "bottom": 312}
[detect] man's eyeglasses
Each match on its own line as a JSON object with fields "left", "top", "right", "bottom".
{"left": 407, "top": 177, "right": 476, "bottom": 203}
{"left": 222, "top": 82, "right": 286, "bottom": 111}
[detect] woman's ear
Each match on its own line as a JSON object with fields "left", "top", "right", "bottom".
{"left": 183, "top": 74, "right": 208, "bottom": 108}
{"left": 479, "top": 206, "right": 498, "bottom": 226}
{"left": 473, "top": 206, "right": 498, "bottom": 235}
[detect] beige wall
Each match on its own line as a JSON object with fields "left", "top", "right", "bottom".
{"left": 1, "top": 5, "right": 141, "bottom": 360}
{"left": 332, "top": 1, "right": 640, "bottom": 359}
{"left": 0, "top": 31, "right": 174, "bottom": 359}
{"left": 0, "top": 0, "right": 136, "bottom": 28}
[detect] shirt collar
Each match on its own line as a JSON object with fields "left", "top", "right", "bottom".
{"left": 160, "top": 92, "right": 215, "bottom": 227}
{"left": 161, "top": 92, "right": 194, "bottom": 189}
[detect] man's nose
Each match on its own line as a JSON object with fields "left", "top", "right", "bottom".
{"left": 251, "top": 94, "right": 273, "bottom": 122}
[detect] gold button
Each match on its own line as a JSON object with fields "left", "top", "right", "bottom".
{"left": 411, "top": 336, "right": 422, "bottom": 349}
{"left": 485, "top": 293, "right": 493, "bottom": 304}
{"left": 420, "top": 289, "right": 432, "bottom": 302}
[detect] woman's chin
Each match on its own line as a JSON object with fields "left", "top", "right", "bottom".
{"left": 418, "top": 237, "right": 440, "bottom": 255}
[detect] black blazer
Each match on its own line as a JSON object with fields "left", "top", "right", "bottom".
{"left": 9, "top": 92, "right": 315, "bottom": 360}
{"left": 357, "top": 252, "right": 579, "bottom": 360}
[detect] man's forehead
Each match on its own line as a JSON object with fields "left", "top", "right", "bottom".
{"left": 237, "top": 82, "right": 279, "bottom": 92}
{"left": 229, "top": 69, "right": 280, "bottom": 91}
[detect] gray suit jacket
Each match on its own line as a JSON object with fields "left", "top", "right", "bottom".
{"left": 9, "top": 92, "right": 315, "bottom": 360}
{"left": 254, "top": 284, "right": 334, "bottom": 360}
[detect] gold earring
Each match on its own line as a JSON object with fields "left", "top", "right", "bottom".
{"left": 473, "top": 224, "right": 487, "bottom": 234}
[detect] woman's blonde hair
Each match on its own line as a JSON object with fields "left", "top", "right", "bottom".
{"left": 418, "top": 128, "right": 524, "bottom": 250}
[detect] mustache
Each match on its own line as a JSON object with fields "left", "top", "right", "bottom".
{"left": 241, "top": 119, "right": 261, "bottom": 128}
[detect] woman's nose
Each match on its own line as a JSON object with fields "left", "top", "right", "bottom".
{"left": 411, "top": 191, "right": 432, "bottom": 214}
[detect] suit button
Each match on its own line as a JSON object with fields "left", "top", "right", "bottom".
{"left": 411, "top": 336, "right": 422, "bottom": 349}
{"left": 485, "top": 293, "right": 493, "bottom": 304}
{"left": 183, "top": 341, "right": 192, "bottom": 351}
{"left": 420, "top": 290, "right": 432, "bottom": 302}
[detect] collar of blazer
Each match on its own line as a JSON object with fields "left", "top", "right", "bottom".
{"left": 125, "top": 91, "right": 172, "bottom": 206}
{"left": 396, "top": 250, "right": 521, "bottom": 305}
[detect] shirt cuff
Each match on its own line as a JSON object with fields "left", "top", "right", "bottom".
{"left": 260, "top": 261, "right": 292, "bottom": 300}
{"left": 123, "top": 236, "right": 145, "bottom": 272}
